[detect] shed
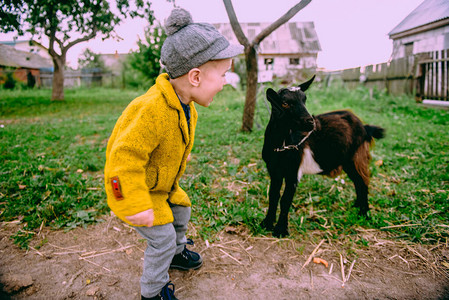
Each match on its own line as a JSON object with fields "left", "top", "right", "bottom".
{"left": 0, "top": 39, "right": 52, "bottom": 61}
{"left": 214, "top": 22, "right": 321, "bottom": 79}
{"left": 0, "top": 43, "right": 53, "bottom": 87}
{"left": 389, "top": 0, "right": 449, "bottom": 59}
{"left": 99, "top": 51, "right": 128, "bottom": 76}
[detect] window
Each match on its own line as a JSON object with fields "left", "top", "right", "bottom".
{"left": 289, "top": 58, "right": 300, "bottom": 65}
{"left": 404, "top": 42, "right": 414, "bottom": 57}
{"left": 264, "top": 58, "right": 274, "bottom": 70}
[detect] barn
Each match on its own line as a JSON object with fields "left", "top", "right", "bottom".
{"left": 389, "top": 0, "right": 449, "bottom": 103}
{"left": 214, "top": 22, "right": 321, "bottom": 81}
{"left": 389, "top": 0, "right": 449, "bottom": 59}
{"left": 0, "top": 43, "right": 53, "bottom": 88}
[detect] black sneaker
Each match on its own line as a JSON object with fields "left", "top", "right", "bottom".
{"left": 170, "top": 239, "right": 203, "bottom": 270}
{"left": 141, "top": 282, "right": 178, "bottom": 300}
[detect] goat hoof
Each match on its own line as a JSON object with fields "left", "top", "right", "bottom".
{"left": 359, "top": 211, "right": 370, "bottom": 220}
{"left": 261, "top": 219, "right": 274, "bottom": 231}
{"left": 273, "top": 226, "right": 289, "bottom": 238}
{"left": 356, "top": 207, "right": 369, "bottom": 217}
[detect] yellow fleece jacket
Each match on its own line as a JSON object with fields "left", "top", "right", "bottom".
{"left": 104, "top": 73, "right": 198, "bottom": 226}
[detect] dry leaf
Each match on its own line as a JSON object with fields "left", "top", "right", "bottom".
{"left": 374, "top": 160, "right": 383, "bottom": 166}
{"left": 86, "top": 286, "right": 99, "bottom": 296}
{"left": 225, "top": 226, "right": 237, "bottom": 233}
{"left": 387, "top": 190, "right": 396, "bottom": 196}
{"left": 313, "top": 257, "right": 329, "bottom": 268}
{"left": 43, "top": 190, "right": 51, "bottom": 200}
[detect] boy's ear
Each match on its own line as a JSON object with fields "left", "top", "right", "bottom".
{"left": 188, "top": 68, "right": 201, "bottom": 87}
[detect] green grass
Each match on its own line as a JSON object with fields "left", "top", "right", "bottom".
{"left": 0, "top": 84, "right": 448, "bottom": 249}
{"left": 0, "top": 87, "right": 142, "bottom": 248}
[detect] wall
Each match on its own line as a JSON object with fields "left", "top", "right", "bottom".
{"left": 258, "top": 54, "right": 318, "bottom": 78}
{"left": 391, "top": 25, "right": 449, "bottom": 59}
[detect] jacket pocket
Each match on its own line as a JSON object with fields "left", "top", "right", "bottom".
{"left": 146, "top": 165, "right": 170, "bottom": 191}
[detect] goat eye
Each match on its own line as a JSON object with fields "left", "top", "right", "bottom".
{"left": 282, "top": 102, "right": 290, "bottom": 109}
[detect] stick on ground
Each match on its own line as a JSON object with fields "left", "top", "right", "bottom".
{"left": 301, "top": 239, "right": 325, "bottom": 270}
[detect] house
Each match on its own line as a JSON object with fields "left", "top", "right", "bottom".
{"left": 388, "top": 0, "right": 449, "bottom": 103}
{"left": 0, "top": 39, "right": 52, "bottom": 61}
{"left": 388, "top": 0, "right": 449, "bottom": 59}
{"left": 214, "top": 22, "right": 321, "bottom": 79}
{"left": 99, "top": 51, "right": 128, "bottom": 76}
{"left": 0, "top": 43, "right": 53, "bottom": 87}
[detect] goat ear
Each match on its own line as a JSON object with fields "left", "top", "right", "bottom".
{"left": 266, "top": 88, "right": 283, "bottom": 116}
{"left": 266, "top": 88, "right": 279, "bottom": 103}
{"left": 298, "top": 74, "right": 316, "bottom": 92}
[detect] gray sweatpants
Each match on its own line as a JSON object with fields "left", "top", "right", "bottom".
{"left": 134, "top": 203, "right": 191, "bottom": 298}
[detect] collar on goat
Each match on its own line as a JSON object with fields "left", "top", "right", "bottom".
{"left": 274, "top": 117, "right": 316, "bottom": 152}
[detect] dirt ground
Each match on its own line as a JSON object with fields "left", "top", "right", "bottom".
{"left": 1, "top": 216, "right": 448, "bottom": 300}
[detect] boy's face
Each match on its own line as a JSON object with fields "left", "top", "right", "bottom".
{"left": 194, "top": 58, "right": 232, "bottom": 107}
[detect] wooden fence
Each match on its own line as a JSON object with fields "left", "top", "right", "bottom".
{"left": 39, "top": 72, "right": 119, "bottom": 88}
{"left": 415, "top": 50, "right": 449, "bottom": 102}
{"left": 339, "top": 50, "right": 449, "bottom": 103}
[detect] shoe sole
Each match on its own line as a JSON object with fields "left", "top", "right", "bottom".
{"left": 169, "top": 261, "right": 203, "bottom": 271}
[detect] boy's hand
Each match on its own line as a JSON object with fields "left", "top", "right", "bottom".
{"left": 126, "top": 209, "right": 154, "bottom": 227}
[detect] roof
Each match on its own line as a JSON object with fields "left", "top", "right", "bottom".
{"left": 389, "top": 0, "right": 449, "bottom": 36}
{"left": 0, "top": 39, "right": 47, "bottom": 49}
{"left": 0, "top": 44, "right": 53, "bottom": 69}
{"left": 214, "top": 22, "right": 321, "bottom": 54}
{"left": 99, "top": 52, "right": 128, "bottom": 74}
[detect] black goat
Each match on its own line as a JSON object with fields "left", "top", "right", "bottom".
{"left": 261, "top": 75, "right": 385, "bottom": 237}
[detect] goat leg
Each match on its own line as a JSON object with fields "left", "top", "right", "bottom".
{"left": 343, "top": 163, "right": 370, "bottom": 217}
{"left": 261, "top": 176, "right": 283, "bottom": 231}
{"left": 273, "top": 180, "right": 297, "bottom": 237}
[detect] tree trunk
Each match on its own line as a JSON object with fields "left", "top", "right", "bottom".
{"left": 51, "top": 56, "right": 65, "bottom": 101}
{"left": 241, "top": 46, "right": 258, "bottom": 132}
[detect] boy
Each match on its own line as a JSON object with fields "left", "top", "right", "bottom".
{"left": 104, "top": 8, "right": 243, "bottom": 300}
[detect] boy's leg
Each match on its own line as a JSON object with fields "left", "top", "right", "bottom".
{"left": 134, "top": 224, "right": 176, "bottom": 298}
{"left": 169, "top": 202, "right": 191, "bottom": 254}
{"left": 169, "top": 203, "right": 203, "bottom": 270}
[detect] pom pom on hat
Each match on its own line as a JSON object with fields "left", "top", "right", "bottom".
{"left": 165, "top": 8, "right": 193, "bottom": 36}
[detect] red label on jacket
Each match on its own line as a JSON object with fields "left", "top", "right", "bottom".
{"left": 110, "top": 176, "right": 124, "bottom": 200}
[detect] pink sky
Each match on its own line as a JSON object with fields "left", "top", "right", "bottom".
{"left": 0, "top": 0, "right": 424, "bottom": 70}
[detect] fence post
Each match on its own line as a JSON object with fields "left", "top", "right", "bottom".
{"left": 414, "top": 58, "right": 424, "bottom": 102}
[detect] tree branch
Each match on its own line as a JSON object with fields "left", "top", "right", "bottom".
{"left": 30, "top": 40, "right": 49, "bottom": 53}
{"left": 223, "top": 0, "right": 249, "bottom": 47}
{"left": 254, "top": 0, "right": 311, "bottom": 45}
{"left": 63, "top": 28, "right": 98, "bottom": 54}
{"left": 47, "top": 28, "right": 59, "bottom": 58}
{"left": 54, "top": 36, "right": 64, "bottom": 51}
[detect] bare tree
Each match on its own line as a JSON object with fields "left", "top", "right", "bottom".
{"left": 223, "top": 0, "right": 312, "bottom": 132}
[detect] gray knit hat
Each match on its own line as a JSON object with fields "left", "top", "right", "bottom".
{"left": 161, "top": 8, "right": 244, "bottom": 79}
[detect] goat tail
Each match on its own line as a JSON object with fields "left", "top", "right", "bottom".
{"left": 364, "top": 125, "right": 385, "bottom": 140}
